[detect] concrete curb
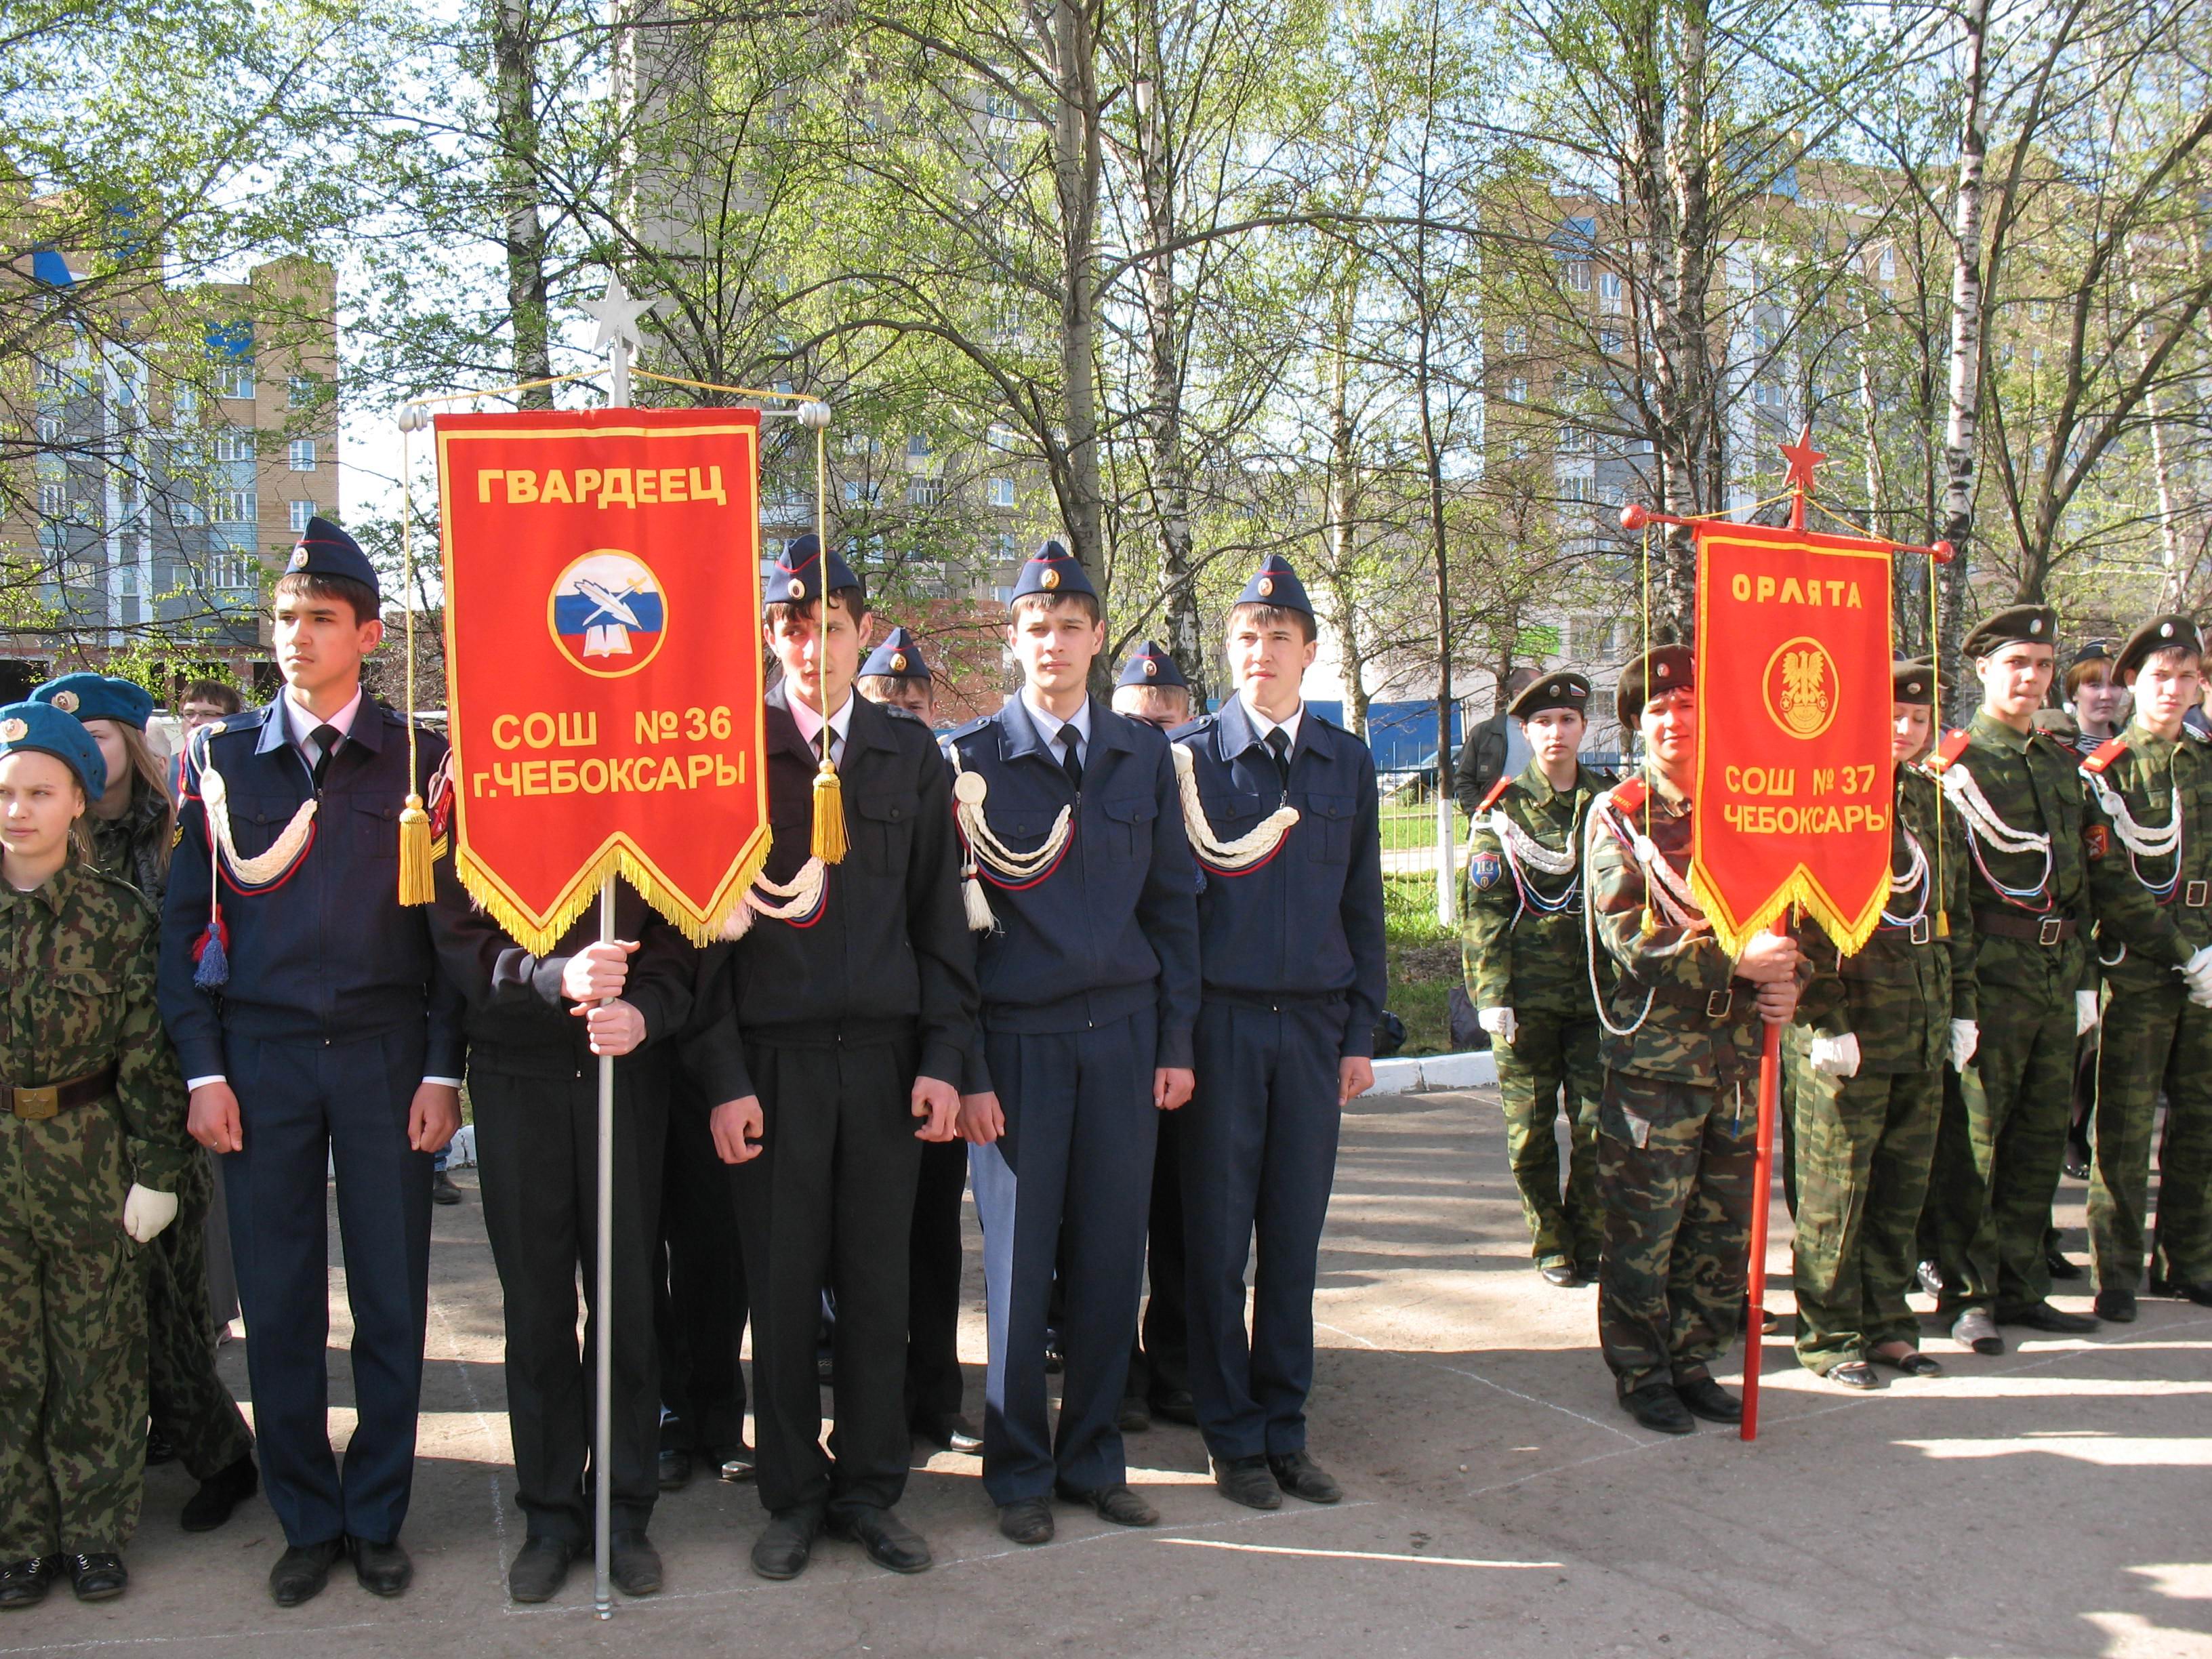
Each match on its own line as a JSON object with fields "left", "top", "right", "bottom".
{"left": 1359, "top": 1048, "right": 1496, "bottom": 1096}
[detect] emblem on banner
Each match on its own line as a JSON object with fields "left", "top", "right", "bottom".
{"left": 1762, "top": 636, "right": 1837, "bottom": 740}
{"left": 548, "top": 550, "right": 668, "bottom": 677}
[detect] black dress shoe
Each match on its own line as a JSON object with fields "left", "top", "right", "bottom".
{"left": 1619, "top": 1383, "right": 1694, "bottom": 1434}
{"left": 144, "top": 1427, "right": 176, "bottom": 1467}
{"left": 268, "top": 1538, "right": 345, "bottom": 1607}
{"left": 1117, "top": 1396, "right": 1153, "bottom": 1433}
{"left": 2002, "top": 1300, "right": 2100, "bottom": 1334}
{"left": 2094, "top": 1287, "right": 2138, "bottom": 1323}
{"left": 827, "top": 1506, "right": 932, "bottom": 1574}
{"left": 751, "top": 1507, "right": 824, "bottom": 1580}
{"left": 180, "top": 1453, "right": 258, "bottom": 1532}
{"left": 2063, "top": 1149, "right": 2092, "bottom": 1181}
{"left": 66, "top": 1553, "right": 126, "bottom": 1602}
{"left": 1056, "top": 1481, "right": 1157, "bottom": 1527}
{"left": 507, "top": 1537, "right": 575, "bottom": 1604}
{"left": 348, "top": 1535, "right": 413, "bottom": 1597}
{"left": 1267, "top": 1450, "right": 1343, "bottom": 1504}
{"left": 1675, "top": 1377, "right": 1743, "bottom": 1423}
{"left": 657, "top": 1446, "right": 693, "bottom": 1491}
{"left": 609, "top": 1530, "right": 661, "bottom": 1596}
{"left": 0, "top": 1556, "right": 57, "bottom": 1610}
{"left": 1043, "top": 1334, "right": 1064, "bottom": 1375}
{"left": 2044, "top": 1243, "right": 2086, "bottom": 1281}
{"left": 2177, "top": 1281, "right": 2212, "bottom": 1307}
{"left": 1149, "top": 1389, "right": 1198, "bottom": 1426}
{"left": 716, "top": 1443, "right": 758, "bottom": 1482}
{"left": 1869, "top": 1345, "right": 1943, "bottom": 1376}
{"left": 1212, "top": 1454, "right": 1283, "bottom": 1510}
{"left": 1826, "top": 1360, "right": 1879, "bottom": 1390}
{"left": 430, "top": 1170, "right": 464, "bottom": 1206}
{"left": 1539, "top": 1263, "right": 1580, "bottom": 1288}
{"left": 997, "top": 1497, "right": 1054, "bottom": 1546}
{"left": 915, "top": 1413, "right": 983, "bottom": 1454}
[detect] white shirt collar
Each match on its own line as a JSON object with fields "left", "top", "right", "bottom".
{"left": 282, "top": 684, "right": 364, "bottom": 754}
{"left": 787, "top": 688, "right": 857, "bottom": 752}
{"left": 1021, "top": 689, "right": 1092, "bottom": 753}
{"left": 1240, "top": 692, "right": 1303, "bottom": 753}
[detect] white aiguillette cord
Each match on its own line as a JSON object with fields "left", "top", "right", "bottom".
{"left": 718, "top": 857, "right": 825, "bottom": 940}
{"left": 2079, "top": 762, "right": 2182, "bottom": 859}
{"left": 1172, "top": 743, "right": 1298, "bottom": 869}
{"left": 195, "top": 724, "right": 319, "bottom": 888}
{"left": 946, "top": 748, "right": 1070, "bottom": 931}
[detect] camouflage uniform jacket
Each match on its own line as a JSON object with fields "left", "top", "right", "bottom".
{"left": 1462, "top": 760, "right": 1606, "bottom": 1019}
{"left": 1938, "top": 710, "right": 2095, "bottom": 997}
{"left": 1798, "top": 764, "right": 1977, "bottom": 1074}
{"left": 1, "top": 858, "right": 190, "bottom": 1192}
{"left": 87, "top": 781, "right": 172, "bottom": 907}
{"left": 1586, "top": 775, "right": 1780, "bottom": 1088}
{"left": 2081, "top": 719, "right": 2212, "bottom": 991}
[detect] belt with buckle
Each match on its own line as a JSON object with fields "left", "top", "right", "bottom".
{"left": 1878, "top": 915, "right": 1934, "bottom": 945}
{"left": 1647, "top": 984, "right": 1739, "bottom": 1019}
{"left": 1974, "top": 909, "right": 2077, "bottom": 946}
{"left": 2186, "top": 880, "right": 2209, "bottom": 909}
{"left": 3, "top": 1062, "right": 120, "bottom": 1122}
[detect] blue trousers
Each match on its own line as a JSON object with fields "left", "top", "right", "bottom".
{"left": 1182, "top": 1000, "right": 1345, "bottom": 1460}
{"left": 220, "top": 1029, "right": 431, "bottom": 1547}
{"left": 970, "top": 1009, "right": 1157, "bottom": 1506}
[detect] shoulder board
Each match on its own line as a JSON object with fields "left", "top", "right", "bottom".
{"left": 1475, "top": 773, "right": 1515, "bottom": 814}
{"left": 79, "top": 863, "right": 159, "bottom": 918}
{"left": 2186, "top": 723, "right": 2211, "bottom": 744}
{"left": 1607, "top": 776, "right": 1647, "bottom": 816}
{"left": 940, "top": 716, "right": 990, "bottom": 750}
{"left": 2081, "top": 735, "right": 2129, "bottom": 774}
{"left": 1927, "top": 729, "right": 1972, "bottom": 773}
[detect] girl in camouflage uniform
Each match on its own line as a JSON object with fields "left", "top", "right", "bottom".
{"left": 0, "top": 700, "right": 189, "bottom": 1610}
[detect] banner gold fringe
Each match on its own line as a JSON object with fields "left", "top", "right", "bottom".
{"left": 1687, "top": 859, "right": 1887, "bottom": 960}
{"left": 454, "top": 828, "right": 774, "bottom": 957}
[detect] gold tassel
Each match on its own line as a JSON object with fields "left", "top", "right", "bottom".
{"left": 811, "top": 761, "right": 848, "bottom": 863}
{"left": 1936, "top": 911, "right": 1950, "bottom": 938}
{"left": 398, "top": 792, "right": 436, "bottom": 905}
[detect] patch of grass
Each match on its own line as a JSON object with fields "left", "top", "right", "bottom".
{"left": 1384, "top": 872, "right": 1464, "bottom": 1057}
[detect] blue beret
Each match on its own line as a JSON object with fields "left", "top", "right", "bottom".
{"left": 769, "top": 533, "right": 863, "bottom": 608}
{"left": 861, "top": 626, "right": 930, "bottom": 680}
{"left": 0, "top": 699, "right": 108, "bottom": 798}
{"left": 33, "top": 672, "right": 154, "bottom": 730}
{"left": 1118, "top": 640, "right": 1187, "bottom": 689}
{"left": 285, "top": 516, "right": 381, "bottom": 601}
{"left": 1233, "top": 554, "right": 1312, "bottom": 617}
{"left": 1008, "top": 540, "right": 1097, "bottom": 605}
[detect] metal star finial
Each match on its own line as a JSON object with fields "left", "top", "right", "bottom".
{"left": 581, "top": 272, "right": 659, "bottom": 356}
{"left": 1780, "top": 426, "right": 1826, "bottom": 499}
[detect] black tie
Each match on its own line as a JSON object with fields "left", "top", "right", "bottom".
{"left": 311, "top": 723, "right": 342, "bottom": 788}
{"left": 1059, "top": 726, "right": 1083, "bottom": 792}
{"left": 1265, "top": 726, "right": 1292, "bottom": 792}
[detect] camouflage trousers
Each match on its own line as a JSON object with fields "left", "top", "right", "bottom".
{"left": 1922, "top": 982, "right": 2074, "bottom": 1315}
{"left": 0, "top": 1105, "right": 148, "bottom": 1559}
{"left": 144, "top": 1148, "right": 253, "bottom": 1481}
{"left": 1783, "top": 1035, "right": 1941, "bottom": 1372}
{"left": 1597, "top": 1069, "right": 1756, "bottom": 1395}
{"left": 2090, "top": 981, "right": 2212, "bottom": 1292}
{"left": 1494, "top": 1008, "right": 1605, "bottom": 1272}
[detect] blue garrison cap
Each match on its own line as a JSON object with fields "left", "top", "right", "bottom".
{"left": 769, "top": 533, "right": 863, "bottom": 608}
{"left": 1118, "top": 640, "right": 1187, "bottom": 689}
{"left": 283, "top": 516, "right": 380, "bottom": 601}
{"left": 1008, "top": 540, "right": 1097, "bottom": 605}
{"left": 1233, "top": 554, "right": 1312, "bottom": 617}
{"left": 0, "top": 699, "right": 108, "bottom": 798}
{"left": 33, "top": 672, "right": 154, "bottom": 731}
{"left": 861, "top": 626, "right": 930, "bottom": 680}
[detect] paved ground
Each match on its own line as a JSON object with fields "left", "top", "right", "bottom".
{"left": 7, "top": 1084, "right": 2211, "bottom": 1659}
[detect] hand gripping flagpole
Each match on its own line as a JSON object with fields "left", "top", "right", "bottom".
{"left": 581, "top": 270, "right": 657, "bottom": 1615}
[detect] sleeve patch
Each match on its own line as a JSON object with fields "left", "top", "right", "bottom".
{"left": 2083, "top": 823, "right": 2110, "bottom": 861}
{"left": 1469, "top": 851, "right": 1502, "bottom": 890}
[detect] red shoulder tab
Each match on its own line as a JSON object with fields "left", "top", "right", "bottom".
{"left": 1927, "top": 729, "right": 1971, "bottom": 773}
{"left": 1475, "top": 773, "right": 1513, "bottom": 813}
{"left": 2081, "top": 735, "right": 2129, "bottom": 774}
{"left": 1608, "top": 776, "right": 1648, "bottom": 815}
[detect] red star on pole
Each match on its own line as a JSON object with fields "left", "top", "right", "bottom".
{"left": 1780, "top": 427, "right": 1825, "bottom": 499}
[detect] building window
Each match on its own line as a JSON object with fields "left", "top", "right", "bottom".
{"left": 1558, "top": 475, "right": 1591, "bottom": 503}
{"left": 987, "top": 476, "right": 1017, "bottom": 508}
{"left": 288, "top": 438, "right": 316, "bottom": 471}
{"left": 36, "top": 413, "right": 62, "bottom": 445}
{"left": 215, "top": 489, "right": 257, "bottom": 525}
{"left": 1507, "top": 378, "right": 1528, "bottom": 405}
{"left": 287, "top": 375, "right": 321, "bottom": 408}
{"left": 906, "top": 433, "right": 930, "bottom": 459}
{"left": 987, "top": 421, "right": 1018, "bottom": 451}
{"left": 1565, "top": 259, "right": 1592, "bottom": 293}
{"left": 209, "top": 553, "right": 256, "bottom": 592}
{"left": 1500, "top": 325, "right": 1527, "bottom": 356}
{"left": 1599, "top": 270, "right": 1624, "bottom": 312}
{"left": 218, "top": 364, "right": 255, "bottom": 400}
{"left": 38, "top": 482, "right": 68, "bottom": 517}
{"left": 289, "top": 499, "right": 316, "bottom": 533}
{"left": 842, "top": 479, "right": 881, "bottom": 506}
{"left": 996, "top": 531, "right": 1019, "bottom": 561}
{"left": 213, "top": 427, "right": 255, "bottom": 463}
{"left": 907, "top": 477, "right": 945, "bottom": 508}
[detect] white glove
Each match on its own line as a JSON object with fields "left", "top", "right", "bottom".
{"left": 1809, "top": 1031, "right": 1862, "bottom": 1079}
{"left": 122, "top": 1183, "right": 179, "bottom": 1244}
{"left": 2193, "top": 983, "right": 2212, "bottom": 1010}
{"left": 1949, "top": 1019, "right": 1980, "bottom": 1069}
{"left": 1477, "top": 1006, "right": 1517, "bottom": 1046}
{"left": 2077, "top": 990, "right": 2101, "bottom": 1036}
{"left": 2184, "top": 945, "right": 2212, "bottom": 995}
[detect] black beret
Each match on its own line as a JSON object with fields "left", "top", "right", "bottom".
{"left": 2114, "top": 613, "right": 2204, "bottom": 682}
{"left": 1961, "top": 604, "right": 2057, "bottom": 659}
{"left": 1509, "top": 672, "right": 1591, "bottom": 721}
{"left": 1616, "top": 646, "right": 1694, "bottom": 729}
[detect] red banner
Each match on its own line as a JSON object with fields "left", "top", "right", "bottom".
{"left": 434, "top": 408, "right": 769, "bottom": 953}
{"left": 1691, "top": 520, "right": 1895, "bottom": 955}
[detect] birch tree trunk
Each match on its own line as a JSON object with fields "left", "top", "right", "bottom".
{"left": 493, "top": 0, "right": 552, "bottom": 408}
{"left": 1936, "top": 0, "right": 1991, "bottom": 693}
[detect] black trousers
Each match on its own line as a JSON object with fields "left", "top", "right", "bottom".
{"left": 904, "top": 1139, "right": 969, "bottom": 1427}
{"left": 473, "top": 1060, "right": 668, "bottom": 1542}
{"left": 655, "top": 1069, "right": 749, "bottom": 1461}
{"left": 729, "top": 1036, "right": 922, "bottom": 1516}
{"left": 1127, "top": 1107, "right": 1190, "bottom": 1404}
